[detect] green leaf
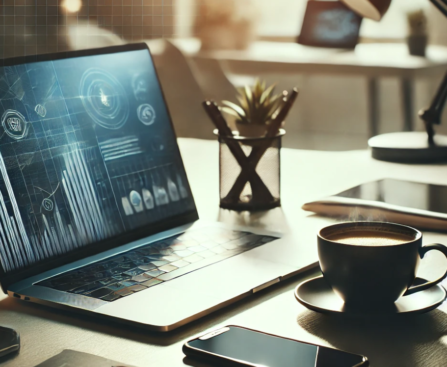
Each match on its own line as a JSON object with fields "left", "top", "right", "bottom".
{"left": 222, "top": 100, "right": 246, "bottom": 117}
{"left": 236, "top": 94, "right": 248, "bottom": 111}
{"left": 221, "top": 106, "right": 240, "bottom": 118}
{"left": 244, "top": 85, "right": 253, "bottom": 104}
{"left": 260, "top": 84, "right": 276, "bottom": 104}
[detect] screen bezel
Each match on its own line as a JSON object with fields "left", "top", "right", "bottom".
{"left": 183, "top": 325, "right": 369, "bottom": 367}
{"left": 0, "top": 43, "right": 199, "bottom": 291}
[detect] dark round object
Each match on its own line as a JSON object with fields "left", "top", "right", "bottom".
{"left": 0, "top": 326, "right": 20, "bottom": 358}
{"left": 368, "top": 132, "right": 447, "bottom": 164}
{"left": 318, "top": 222, "right": 425, "bottom": 306}
{"left": 295, "top": 276, "right": 446, "bottom": 315}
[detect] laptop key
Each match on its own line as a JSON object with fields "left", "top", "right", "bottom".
{"left": 200, "top": 241, "right": 219, "bottom": 249}
{"left": 133, "top": 258, "right": 152, "bottom": 266}
{"left": 145, "top": 269, "right": 165, "bottom": 277}
{"left": 124, "top": 254, "right": 143, "bottom": 263}
{"left": 188, "top": 245, "right": 206, "bottom": 253}
{"left": 123, "top": 268, "right": 146, "bottom": 276}
{"left": 71, "top": 281, "right": 101, "bottom": 294}
{"left": 197, "top": 250, "right": 215, "bottom": 259}
{"left": 93, "top": 271, "right": 113, "bottom": 279}
{"left": 112, "top": 273, "right": 132, "bottom": 281}
{"left": 210, "top": 245, "right": 226, "bottom": 254}
{"left": 162, "top": 255, "right": 181, "bottom": 262}
{"left": 121, "top": 280, "right": 138, "bottom": 287}
{"left": 110, "top": 263, "right": 137, "bottom": 274}
{"left": 174, "top": 250, "right": 193, "bottom": 257}
{"left": 182, "top": 240, "right": 200, "bottom": 248}
{"left": 101, "top": 293, "right": 121, "bottom": 302}
{"left": 108, "top": 282, "right": 127, "bottom": 291}
{"left": 50, "top": 281, "right": 87, "bottom": 292}
{"left": 98, "top": 277, "right": 116, "bottom": 286}
{"left": 143, "top": 255, "right": 164, "bottom": 261}
{"left": 159, "top": 248, "right": 174, "bottom": 255}
{"left": 221, "top": 242, "right": 238, "bottom": 250}
{"left": 111, "top": 256, "right": 127, "bottom": 263}
{"left": 138, "top": 264, "right": 156, "bottom": 271}
{"left": 170, "top": 243, "right": 186, "bottom": 250}
{"left": 96, "top": 262, "right": 118, "bottom": 271}
{"left": 127, "top": 284, "right": 147, "bottom": 293}
{"left": 158, "top": 264, "right": 178, "bottom": 273}
{"left": 170, "top": 259, "right": 190, "bottom": 268}
{"left": 87, "top": 287, "right": 113, "bottom": 298}
{"left": 131, "top": 274, "right": 151, "bottom": 283}
{"left": 151, "top": 260, "right": 168, "bottom": 267}
{"left": 183, "top": 254, "right": 204, "bottom": 263}
{"left": 141, "top": 279, "right": 163, "bottom": 288}
{"left": 115, "top": 288, "right": 133, "bottom": 297}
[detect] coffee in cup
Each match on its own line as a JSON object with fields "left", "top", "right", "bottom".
{"left": 318, "top": 222, "right": 447, "bottom": 306}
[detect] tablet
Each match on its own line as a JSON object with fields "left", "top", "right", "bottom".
{"left": 302, "top": 179, "right": 447, "bottom": 232}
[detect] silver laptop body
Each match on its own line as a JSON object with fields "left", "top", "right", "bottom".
{"left": 0, "top": 44, "right": 317, "bottom": 331}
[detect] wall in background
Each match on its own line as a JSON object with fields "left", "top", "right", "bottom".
{"left": 0, "top": 0, "right": 446, "bottom": 150}
{"left": 1, "top": 0, "right": 445, "bottom": 59}
{"left": 0, "top": 0, "right": 177, "bottom": 58}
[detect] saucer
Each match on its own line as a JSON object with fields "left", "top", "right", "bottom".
{"left": 295, "top": 276, "right": 447, "bottom": 315}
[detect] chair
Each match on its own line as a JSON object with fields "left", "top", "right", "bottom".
{"left": 147, "top": 39, "right": 216, "bottom": 140}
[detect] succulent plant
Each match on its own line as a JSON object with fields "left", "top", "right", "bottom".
{"left": 221, "top": 79, "right": 284, "bottom": 127}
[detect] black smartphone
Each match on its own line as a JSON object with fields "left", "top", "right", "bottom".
{"left": 183, "top": 325, "right": 368, "bottom": 367}
{"left": 0, "top": 326, "right": 20, "bottom": 358}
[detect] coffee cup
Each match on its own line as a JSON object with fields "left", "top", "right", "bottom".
{"left": 318, "top": 222, "right": 447, "bottom": 306}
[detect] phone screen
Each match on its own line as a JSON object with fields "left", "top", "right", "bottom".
{"left": 187, "top": 326, "right": 366, "bottom": 367}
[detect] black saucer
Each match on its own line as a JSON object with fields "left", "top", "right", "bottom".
{"left": 295, "top": 276, "right": 447, "bottom": 315}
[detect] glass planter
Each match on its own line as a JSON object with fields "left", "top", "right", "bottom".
{"left": 216, "top": 129, "right": 284, "bottom": 211}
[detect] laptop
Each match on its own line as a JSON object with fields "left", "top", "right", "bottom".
{"left": 0, "top": 43, "right": 317, "bottom": 331}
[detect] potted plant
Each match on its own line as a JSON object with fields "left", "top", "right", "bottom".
{"left": 407, "top": 9, "right": 428, "bottom": 57}
{"left": 221, "top": 80, "right": 284, "bottom": 137}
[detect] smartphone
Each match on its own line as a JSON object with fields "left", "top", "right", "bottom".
{"left": 0, "top": 326, "right": 20, "bottom": 358}
{"left": 183, "top": 325, "right": 368, "bottom": 367}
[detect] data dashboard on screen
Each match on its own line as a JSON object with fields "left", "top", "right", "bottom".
{"left": 0, "top": 48, "right": 195, "bottom": 273}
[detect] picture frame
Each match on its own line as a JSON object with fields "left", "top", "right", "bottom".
{"left": 298, "top": 0, "right": 363, "bottom": 49}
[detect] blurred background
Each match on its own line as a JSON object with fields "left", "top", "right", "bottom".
{"left": 1, "top": 0, "right": 447, "bottom": 150}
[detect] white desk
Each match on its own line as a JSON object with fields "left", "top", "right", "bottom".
{"left": 1, "top": 139, "right": 447, "bottom": 366}
{"left": 174, "top": 39, "right": 447, "bottom": 137}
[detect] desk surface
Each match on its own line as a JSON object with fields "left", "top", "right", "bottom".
{"left": 1, "top": 138, "right": 447, "bottom": 367}
{"left": 173, "top": 39, "right": 447, "bottom": 77}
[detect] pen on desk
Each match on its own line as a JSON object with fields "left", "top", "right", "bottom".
{"left": 202, "top": 100, "right": 250, "bottom": 168}
{"left": 265, "top": 88, "right": 299, "bottom": 138}
{"left": 202, "top": 101, "right": 233, "bottom": 137}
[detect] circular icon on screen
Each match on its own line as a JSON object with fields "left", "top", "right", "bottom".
{"left": 1, "top": 110, "right": 29, "bottom": 140}
{"left": 137, "top": 104, "right": 156, "bottom": 126}
{"left": 129, "top": 190, "right": 142, "bottom": 208}
{"left": 80, "top": 68, "right": 129, "bottom": 130}
{"left": 42, "top": 198, "right": 54, "bottom": 212}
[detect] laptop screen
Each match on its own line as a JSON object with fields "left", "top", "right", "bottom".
{"left": 0, "top": 45, "right": 196, "bottom": 274}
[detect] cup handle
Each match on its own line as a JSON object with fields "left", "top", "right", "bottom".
{"left": 404, "top": 243, "right": 447, "bottom": 296}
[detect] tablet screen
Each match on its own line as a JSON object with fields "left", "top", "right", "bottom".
{"left": 335, "top": 178, "right": 447, "bottom": 214}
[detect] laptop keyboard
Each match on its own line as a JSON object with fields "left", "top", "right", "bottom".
{"left": 36, "top": 227, "right": 277, "bottom": 302}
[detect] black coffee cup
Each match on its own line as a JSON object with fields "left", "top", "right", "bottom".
{"left": 318, "top": 222, "right": 447, "bottom": 306}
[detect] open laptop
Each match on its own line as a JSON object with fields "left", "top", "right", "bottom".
{"left": 0, "top": 43, "right": 316, "bottom": 331}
